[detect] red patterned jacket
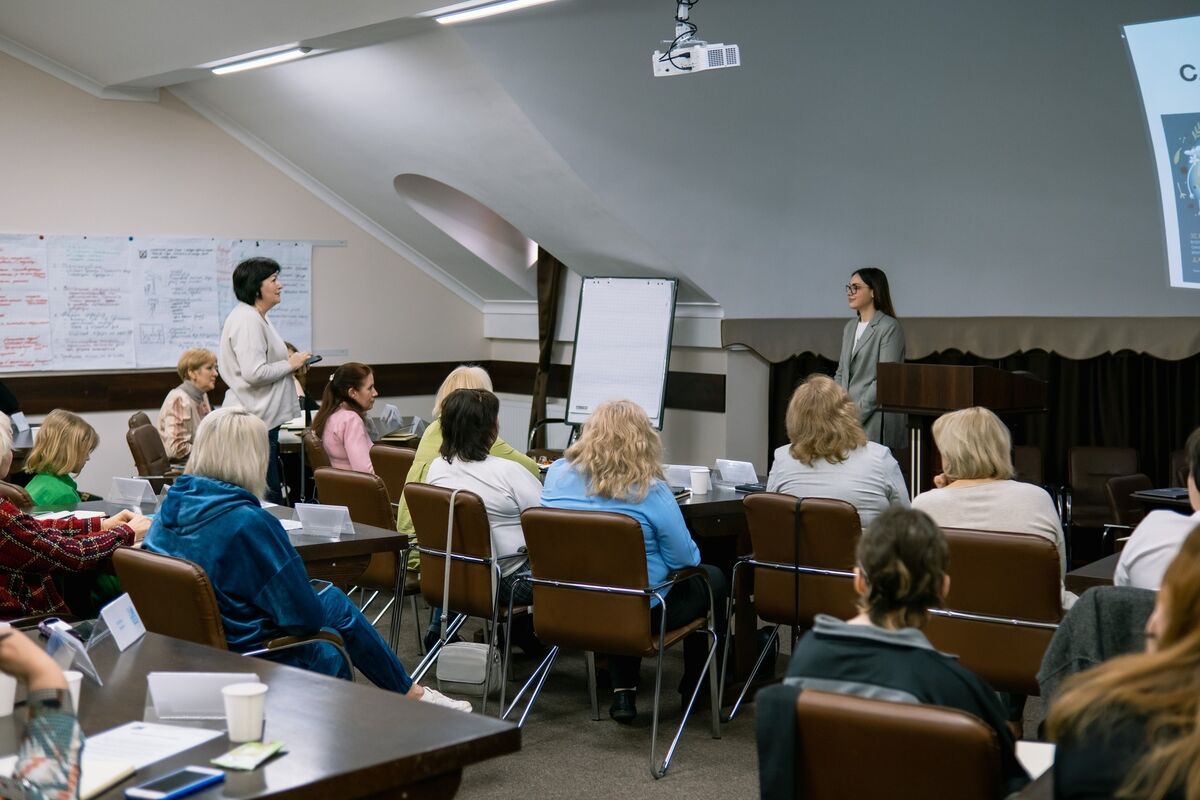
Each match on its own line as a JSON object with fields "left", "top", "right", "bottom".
{"left": 0, "top": 499, "right": 134, "bottom": 617}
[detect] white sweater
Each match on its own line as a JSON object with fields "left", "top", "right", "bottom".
{"left": 426, "top": 454, "right": 544, "bottom": 577}
{"left": 912, "top": 480, "right": 1075, "bottom": 608}
{"left": 765, "top": 441, "right": 909, "bottom": 527}
{"left": 218, "top": 303, "right": 299, "bottom": 429}
{"left": 1114, "top": 509, "right": 1200, "bottom": 590}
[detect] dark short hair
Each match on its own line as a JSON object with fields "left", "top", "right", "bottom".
{"left": 232, "top": 258, "right": 280, "bottom": 305}
{"left": 1188, "top": 426, "right": 1200, "bottom": 489}
{"left": 439, "top": 389, "right": 499, "bottom": 463}
{"left": 856, "top": 507, "right": 947, "bottom": 628}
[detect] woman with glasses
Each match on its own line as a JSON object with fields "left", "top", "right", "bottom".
{"left": 833, "top": 268, "right": 906, "bottom": 452}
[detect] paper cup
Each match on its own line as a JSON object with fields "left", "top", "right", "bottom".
{"left": 0, "top": 674, "right": 15, "bottom": 717}
{"left": 222, "top": 682, "right": 268, "bottom": 743}
{"left": 63, "top": 670, "right": 82, "bottom": 714}
{"left": 689, "top": 468, "right": 710, "bottom": 495}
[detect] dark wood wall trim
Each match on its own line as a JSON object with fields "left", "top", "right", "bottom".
{"left": 7, "top": 361, "right": 726, "bottom": 416}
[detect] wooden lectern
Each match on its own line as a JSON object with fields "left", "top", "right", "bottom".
{"left": 876, "top": 364, "right": 1048, "bottom": 497}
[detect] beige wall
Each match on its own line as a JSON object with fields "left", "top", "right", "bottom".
{"left": 0, "top": 52, "right": 484, "bottom": 488}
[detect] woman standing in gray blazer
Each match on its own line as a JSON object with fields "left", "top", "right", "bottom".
{"left": 833, "top": 268, "right": 906, "bottom": 452}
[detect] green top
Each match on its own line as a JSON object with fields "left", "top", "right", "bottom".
{"left": 395, "top": 418, "right": 539, "bottom": 537}
{"left": 25, "top": 472, "right": 81, "bottom": 507}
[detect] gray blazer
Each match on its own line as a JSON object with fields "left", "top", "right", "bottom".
{"left": 833, "top": 311, "right": 906, "bottom": 452}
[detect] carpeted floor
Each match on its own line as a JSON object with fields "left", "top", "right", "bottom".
{"left": 367, "top": 598, "right": 1046, "bottom": 800}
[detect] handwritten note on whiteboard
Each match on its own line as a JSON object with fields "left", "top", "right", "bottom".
{"left": 566, "top": 278, "right": 678, "bottom": 429}
{"left": 0, "top": 234, "right": 313, "bottom": 372}
{"left": 0, "top": 235, "right": 53, "bottom": 370}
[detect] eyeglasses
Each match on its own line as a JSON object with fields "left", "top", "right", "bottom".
{"left": 845, "top": 283, "right": 868, "bottom": 295}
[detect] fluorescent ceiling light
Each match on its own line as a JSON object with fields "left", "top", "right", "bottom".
{"left": 435, "top": 0, "right": 558, "bottom": 25}
{"left": 212, "top": 47, "right": 312, "bottom": 76}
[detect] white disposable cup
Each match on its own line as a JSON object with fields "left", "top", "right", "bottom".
{"left": 222, "top": 682, "right": 268, "bottom": 743}
{"left": 63, "top": 670, "right": 82, "bottom": 713}
{"left": 0, "top": 674, "right": 15, "bottom": 717}
{"left": 690, "top": 468, "right": 711, "bottom": 495}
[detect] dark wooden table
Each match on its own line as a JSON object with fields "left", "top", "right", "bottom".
{"left": 1065, "top": 552, "right": 1118, "bottom": 594}
{"left": 1, "top": 631, "right": 519, "bottom": 799}
{"left": 1131, "top": 488, "right": 1192, "bottom": 512}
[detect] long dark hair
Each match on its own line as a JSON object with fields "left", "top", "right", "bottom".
{"left": 439, "top": 389, "right": 499, "bottom": 463}
{"left": 311, "top": 362, "right": 372, "bottom": 436}
{"left": 854, "top": 267, "right": 897, "bottom": 319}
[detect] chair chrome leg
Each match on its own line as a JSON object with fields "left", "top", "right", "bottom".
{"left": 501, "top": 646, "right": 559, "bottom": 727}
{"left": 370, "top": 596, "right": 395, "bottom": 628}
{"left": 655, "top": 627, "right": 719, "bottom": 778}
{"left": 359, "top": 589, "right": 380, "bottom": 613}
{"left": 649, "top": 632, "right": 668, "bottom": 779}
{"left": 717, "top": 561, "right": 744, "bottom": 715}
{"left": 411, "top": 612, "right": 466, "bottom": 683}
{"left": 585, "top": 651, "right": 600, "bottom": 721}
{"left": 724, "top": 624, "right": 779, "bottom": 723}
{"left": 708, "top": 630, "right": 721, "bottom": 738}
{"left": 411, "top": 596, "right": 424, "bottom": 655}
{"left": 481, "top": 589, "right": 504, "bottom": 717}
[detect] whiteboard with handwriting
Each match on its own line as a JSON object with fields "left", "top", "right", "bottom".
{"left": 566, "top": 277, "right": 677, "bottom": 429}
{"left": 0, "top": 234, "right": 311, "bottom": 372}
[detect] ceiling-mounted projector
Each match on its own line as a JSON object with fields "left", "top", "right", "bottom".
{"left": 652, "top": 0, "right": 741, "bottom": 77}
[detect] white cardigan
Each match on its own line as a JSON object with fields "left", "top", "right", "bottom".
{"left": 218, "top": 303, "right": 298, "bottom": 429}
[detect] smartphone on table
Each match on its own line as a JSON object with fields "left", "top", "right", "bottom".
{"left": 125, "top": 766, "right": 224, "bottom": 799}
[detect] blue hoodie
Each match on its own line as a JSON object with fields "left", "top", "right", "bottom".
{"left": 143, "top": 474, "right": 324, "bottom": 653}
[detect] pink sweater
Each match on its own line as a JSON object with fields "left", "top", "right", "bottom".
{"left": 321, "top": 406, "right": 374, "bottom": 474}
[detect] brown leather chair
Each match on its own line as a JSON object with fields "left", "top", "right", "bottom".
{"left": 125, "top": 422, "right": 181, "bottom": 491}
{"left": 1169, "top": 449, "right": 1189, "bottom": 488}
{"left": 370, "top": 445, "right": 416, "bottom": 505}
{"left": 127, "top": 411, "right": 151, "bottom": 431}
{"left": 1065, "top": 446, "right": 1138, "bottom": 529}
{"left": 792, "top": 690, "right": 1000, "bottom": 800}
{"left": 1012, "top": 445, "right": 1044, "bottom": 487}
{"left": 721, "top": 493, "right": 861, "bottom": 720}
{"left": 1103, "top": 473, "right": 1153, "bottom": 553}
{"left": 312, "top": 467, "right": 418, "bottom": 652}
{"left": 508, "top": 506, "right": 720, "bottom": 779}
{"left": 924, "top": 528, "right": 1062, "bottom": 696}
{"left": 112, "top": 547, "right": 350, "bottom": 669}
{"left": 405, "top": 482, "right": 523, "bottom": 711}
{"left": 301, "top": 429, "right": 331, "bottom": 471}
{"left": 0, "top": 479, "right": 33, "bottom": 511}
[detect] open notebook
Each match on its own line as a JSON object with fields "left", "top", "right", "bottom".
{"left": 0, "top": 753, "right": 135, "bottom": 800}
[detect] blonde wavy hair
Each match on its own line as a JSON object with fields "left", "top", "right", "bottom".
{"left": 433, "top": 365, "right": 493, "bottom": 418}
{"left": 931, "top": 407, "right": 1014, "bottom": 482}
{"left": 785, "top": 375, "right": 867, "bottom": 465}
{"left": 25, "top": 409, "right": 98, "bottom": 476}
{"left": 186, "top": 408, "right": 269, "bottom": 498}
{"left": 565, "top": 400, "right": 664, "bottom": 501}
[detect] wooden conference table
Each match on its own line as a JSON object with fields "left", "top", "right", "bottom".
{"left": 0, "top": 631, "right": 519, "bottom": 799}
{"left": 34, "top": 500, "right": 413, "bottom": 652}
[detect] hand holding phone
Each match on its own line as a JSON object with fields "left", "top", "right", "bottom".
{"left": 303, "top": 354, "right": 323, "bottom": 366}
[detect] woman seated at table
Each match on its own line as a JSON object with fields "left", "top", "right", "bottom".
{"left": 766, "top": 375, "right": 909, "bottom": 526}
{"left": 24, "top": 409, "right": 98, "bottom": 507}
{"left": 912, "top": 406, "right": 1073, "bottom": 607}
{"left": 0, "top": 412, "right": 149, "bottom": 618}
{"left": 312, "top": 363, "right": 378, "bottom": 474}
{"left": 143, "top": 408, "right": 470, "bottom": 712}
{"left": 157, "top": 347, "right": 216, "bottom": 461}
{"left": 540, "top": 399, "right": 728, "bottom": 725}
{"left": 782, "top": 506, "right": 1029, "bottom": 795}
{"left": 0, "top": 624, "right": 84, "bottom": 800}
{"left": 397, "top": 365, "right": 538, "bottom": 537}
{"left": 1048, "top": 523, "right": 1200, "bottom": 799}
{"left": 425, "top": 389, "right": 543, "bottom": 642}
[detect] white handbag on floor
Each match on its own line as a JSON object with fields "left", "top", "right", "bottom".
{"left": 435, "top": 489, "right": 502, "bottom": 697}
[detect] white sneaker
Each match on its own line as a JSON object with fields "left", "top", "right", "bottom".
{"left": 418, "top": 686, "right": 474, "bottom": 713}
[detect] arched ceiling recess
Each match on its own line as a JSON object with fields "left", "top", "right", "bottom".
{"left": 394, "top": 173, "right": 538, "bottom": 300}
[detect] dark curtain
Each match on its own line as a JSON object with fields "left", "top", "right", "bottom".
{"left": 769, "top": 349, "right": 1200, "bottom": 488}
{"left": 528, "top": 247, "right": 567, "bottom": 449}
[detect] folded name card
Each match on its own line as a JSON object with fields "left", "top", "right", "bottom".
{"left": 294, "top": 503, "right": 355, "bottom": 536}
{"left": 147, "top": 672, "right": 260, "bottom": 720}
{"left": 715, "top": 459, "right": 759, "bottom": 484}
{"left": 110, "top": 477, "right": 158, "bottom": 506}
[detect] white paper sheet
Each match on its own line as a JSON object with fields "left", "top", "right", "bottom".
{"left": 82, "top": 721, "right": 223, "bottom": 770}
{"left": 1015, "top": 741, "right": 1055, "bottom": 779}
{"left": 47, "top": 236, "right": 136, "bottom": 370}
{"left": 133, "top": 238, "right": 220, "bottom": 368}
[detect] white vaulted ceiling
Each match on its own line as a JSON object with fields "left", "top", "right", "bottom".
{"left": 1, "top": 0, "right": 1198, "bottom": 317}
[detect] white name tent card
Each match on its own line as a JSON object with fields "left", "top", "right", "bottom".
{"left": 715, "top": 459, "right": 759, "bottom": 484}
{"left": 45, "top": 628, "right": 103, "bottom": 686}
{"left": 147, "top": 672, "right": 260, "bottom": 720}
{"left": 98, "top": 593, "right": 146, "bottom": 651}
{"left": 294, "top": 503, "right": 354, "bottom": 536}
{"left": 278, "top": 518, "right": 304, "bottom": 532}
{"left": 8, "top": 412, "right": 29, "bottom": 433}
{"left": 663, "top": 465, "right": 707, "bottom": 488}
{"left": 110, "top": 477, "right": 158, "bottom": 506}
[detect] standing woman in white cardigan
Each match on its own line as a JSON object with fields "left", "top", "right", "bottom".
{"left": 219, "top": 258, "right": 311, "bottom": 502}
{"left": 833, "top": 267, "right": 907, "bottom": 453}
